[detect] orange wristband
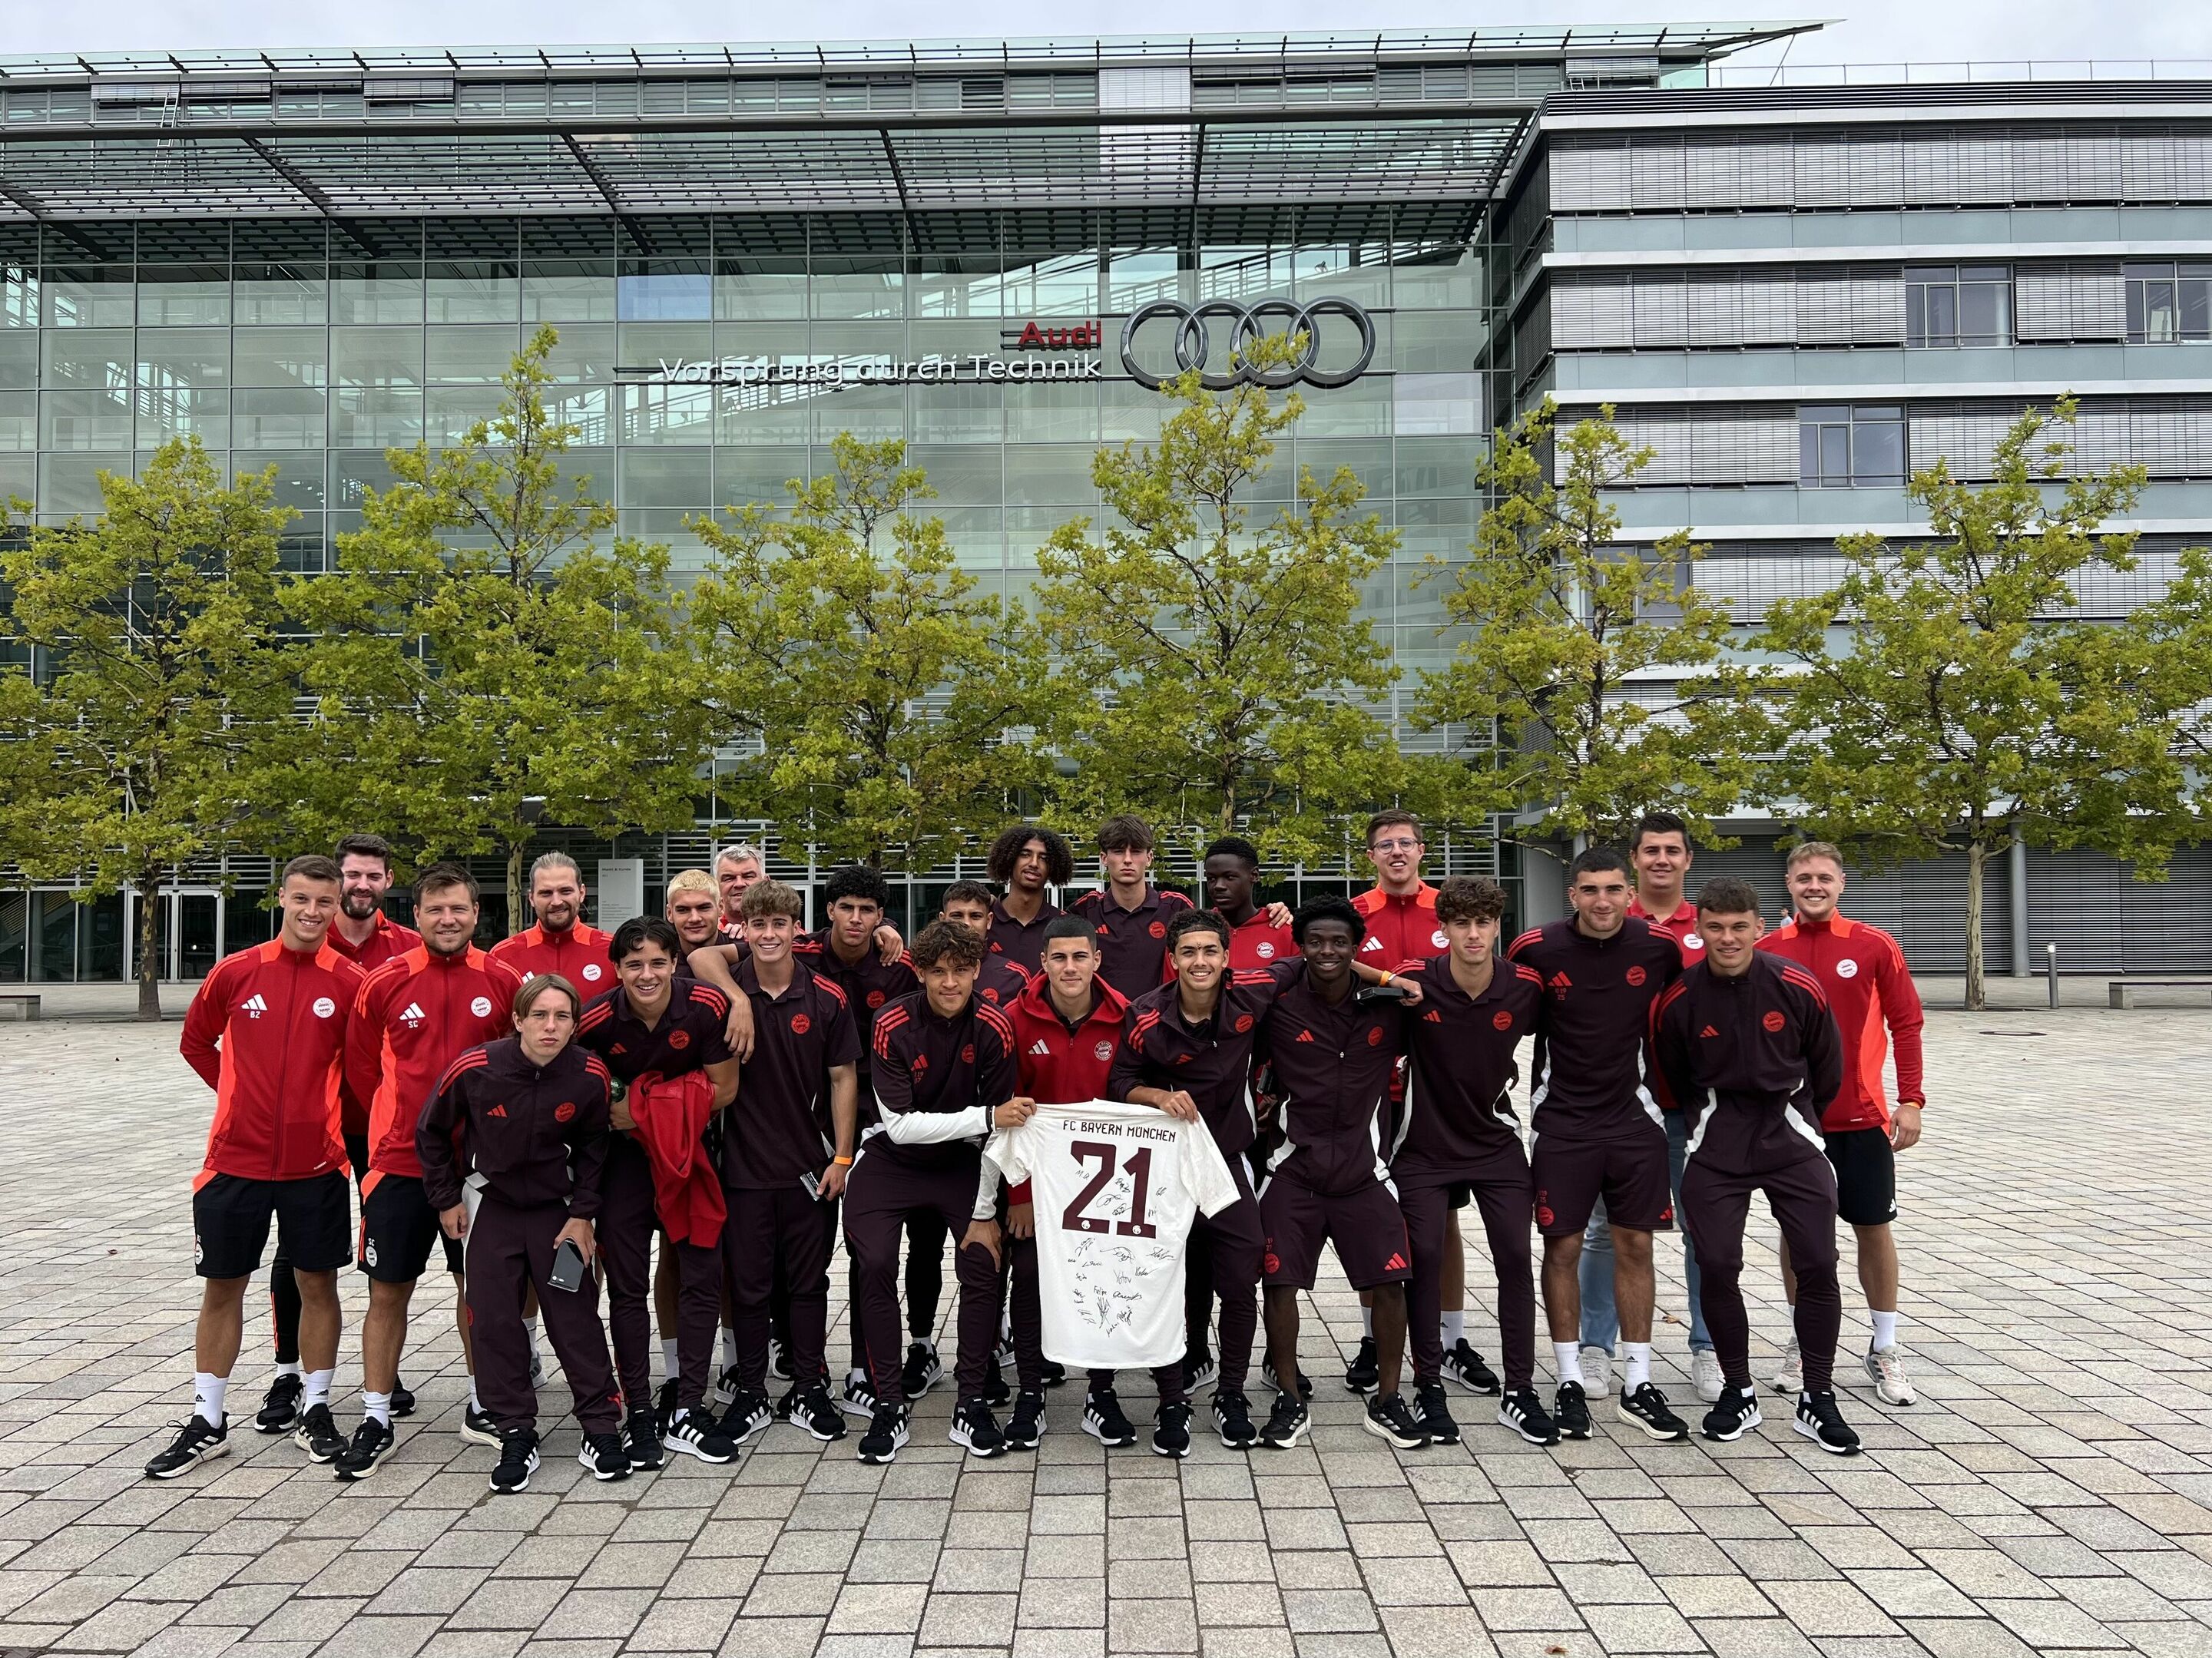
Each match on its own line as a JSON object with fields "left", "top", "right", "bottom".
{"left": 833, "top": 1155, "right": 854, "bottom": 1167}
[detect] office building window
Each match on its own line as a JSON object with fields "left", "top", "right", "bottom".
{"left": 1906, "top": 265, "right": 2012, "bottom": 347}
{"left": 1800, "top": 404, "right": 1906, "bottom": 488}
{"left": 2125, "top": 262, "right": 2212, "bottom": 343}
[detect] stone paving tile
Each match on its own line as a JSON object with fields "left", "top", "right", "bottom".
{"left": 3, "top": 1013, "right": 2211, "bottom": 1653}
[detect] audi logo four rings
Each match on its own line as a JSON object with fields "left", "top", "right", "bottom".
{"left": 1119, "top": 297, "right": 1376, "bottom": 391}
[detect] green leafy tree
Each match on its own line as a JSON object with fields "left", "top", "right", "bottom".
{"left": 1033, "top": 338, "right": 1411, "bottom": 862}
{"left": 1416, "top": 400, "right": 1763, "bottom": 850}
{"left": 296, "top": 326, "right": 713, "bottom": 925}
{"left": 0, "top": 440, "right": 299, "bottom": 1018}
{"left": 1757, "top": 398, "right": 2184, "bottom": 1009}
{"left": 689, "top": 433, "right": 1062, "bottom": 868}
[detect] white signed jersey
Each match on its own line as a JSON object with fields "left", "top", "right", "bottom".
{"left": 984, "top": 1100, "right": 1242, "bottom": 1370}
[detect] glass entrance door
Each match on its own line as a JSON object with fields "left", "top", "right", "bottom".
{"left": 126, "top": 887, "right": 227, "bottom": 981}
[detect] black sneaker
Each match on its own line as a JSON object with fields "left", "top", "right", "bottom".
{"left": 901, "top": 1341, "right": 943, "bottom": 1400}
{"left": 1263, "top": 1355, "right": 1314, "bottom": 1400}
{"left": 949, "top": 1398, "right": 1007, "bottom": 1459}
{"left": 714, "top": 1394, "right": 774, "bottom": 1451}
{"left": 793, "top": 1384, "right": 848, "bottom": 1443}
{"left": 489, "top": 1427, "right": 538, "bottom": 1493}
{"left": 983, "top": 1358, "right": 1012, "bottom": 1408}
{"left": 333, "top": 1417, "right": 396, "bottom": 1481}
{"left": 1343, "top": 1336, "right": 1379, "bottom": 1395}
{"left": 578, "top": 1431, "right": 630, "bottom": 1481}
{"left": 144, "top": 1415, "right": 228, "bottom": 1479}
{"left": 389, "top": 1377, "right": 416, "bottom": 1419}
{"left": 1153, "top": 1402, "right": 1194, "bottom": 1460}
{"left": 654, "top": 1378, "right": 679, "bottom": 1421}
{"left": 667, "top": 1407, "right": 742, "bottom": 1463}
{"left": 253, "top": 1374, "right": 303, "bottom": 1435}
{"left": 1040, "top": 1359, "right": 1067, "bottom": 1388}
{"left": 1081, "top": 1388, "right": 1137, "bottom": 1448}
{"left": 840, "top": 1368, "right": 879, "bottom": 1420}
{"left": 767, "top": 1335, "right": 792, "bottom": 1384}
{"left": 1618, "top": 1382, "right": 1690, "bottom": 1443}
{"left": 857, "top": 1402, "right": 909, "bottom": 1465}
{"left": 1553, "top": 1381, "right": 1592, "bottom": 1441}
{"left": 1793, "top": 1389, "right": 1862, "bottom": 1456}
{"left": 1006, "top": 1391, "right": 1046, "bottom": 1451}
{"left": 623, "top": 1410, "right": 664, "bottom": 1472}
{"left": 459, "top": 1404, "right": 501, "bottom": 1447}
{"left": 1442, "top": 1340, "right": 1501, "bottom": 1396}
{"left": 1182, "top": 1350, "right": 1217, "bottom": 1396}
{"left": 1498, "top": 1386, "right": 1562, "bottom": 1446}
{"left": 1703, "top": 1385, "right": 1763, "bottom": 1444}
{"left": 293, "top": 1402, "right": 346, "bottom": 1464}
{"left": 1259, "top": 1394, "right": 1310, "bottom": 1450}
{"left": 1363, "top": 1392, "right": 1426, "bottom": 1450}
{"left": 1213, "top": 1390, "right": 1259, "bottom": 1450}
{"left": 1412, "top": 1383, "right": 1460, "bottom": 1446}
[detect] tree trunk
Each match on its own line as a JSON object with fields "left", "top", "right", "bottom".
{"left": 1964, "top": 840, "right": 1986, "bottom": 1013}
{"left": 136, "top": 865, "right": 163, "bottom": 1021}
{"left": 505, "top": 842, "right": 529, "bottom": 938}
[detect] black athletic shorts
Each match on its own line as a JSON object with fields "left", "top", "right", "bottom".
{"left": 194, "top": 1170, "right": 351, "bottom": 1281}
{"left": 1824, "top": 1126, "right": 1898, "bottom": 1227}
{"left": 1260, "top": 1175, "right": 1412, "bottom": 1292}
{"left": 359, "top": 1172, "right": 466, "bottom": 1282}
{"left": 1531, "top": 1132, "right": 1673, "bottom": 1238}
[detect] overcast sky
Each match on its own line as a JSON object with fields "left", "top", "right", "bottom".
{"left": 1, "top": 0, "right": 2205, "bottom": 75}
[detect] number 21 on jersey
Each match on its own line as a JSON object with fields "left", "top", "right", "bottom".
{"left": 1060, "top": 1140, "right": 1158, "bottom": 1239}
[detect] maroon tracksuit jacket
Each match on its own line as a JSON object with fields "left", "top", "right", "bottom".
{"left": 1068, "top": 884, "right": 1194, "bottom": 999}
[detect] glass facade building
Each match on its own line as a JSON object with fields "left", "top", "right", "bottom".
{"left": 3, "top": 27, "right": 2208, "bottom": 978}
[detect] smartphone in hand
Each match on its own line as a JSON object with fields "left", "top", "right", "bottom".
{"left": 549, "top": 1238, "right": 588, "bottom": 1292}
{"left": 799, "top": 1170, "right": 824, "bottom": 1202}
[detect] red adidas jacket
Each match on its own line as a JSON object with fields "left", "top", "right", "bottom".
{"left": 1757, "top": 912, "right": 1926, "bottom": 1133}
{"left": 1004, "top": 974, "right": 1130, "bottom": 1204}
{"left": 488, "top": 922, "right": 617, "bottom": 997}
{"left": 181, "top": 939, "right": 366, "bottom": 1183}
{"left": 346, "top": 945, "right": 522, "bottom": 1180}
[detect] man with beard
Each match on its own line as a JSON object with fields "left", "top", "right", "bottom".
{"left": 490, "top": 853, "right": 615, "bottom": 991}
{"left": 984, "top": 824, "right": 1072, "bottom": 975}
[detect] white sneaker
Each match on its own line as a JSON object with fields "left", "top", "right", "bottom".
{"left": 1769, "top": 1338, "right": 1803, "bottom": 1397}
{"left": 1863, "top": 1345, "right": 1916, "bottom": 1406}
{"left": 1577, "top": 1346, "right": 1611, "bottom": 1398}
{"left": 1690, "top": 1349, "right": 1724, "bottom": 1405}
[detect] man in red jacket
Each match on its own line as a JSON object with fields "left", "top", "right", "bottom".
{"left": 1757, "top": 842, "right": 1928, "bottom": 1407}
{"left": 333, "top": 864, "right": 522, "bottom": 1479}
{"left": 489, "top": 852, "right": 615, "bottom": 993}
{"left": 147, "top": 855, "right": 366, "bottom": 1480}
{"left": 260, "top": 831, "right": 422, "bottom": 1438}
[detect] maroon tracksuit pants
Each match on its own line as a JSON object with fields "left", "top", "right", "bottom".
{"left": 1179, "top": 1164, "right": 1264, "bottom": 1394}
{"left": 465, "top": 1196, "right": 618, "bottom": 1437}
{"left": 842, "top": 1151, "right": 1002, "bottom": 1409}
{"left": 1399, "top": 1164, "right": 1537, "bottom": 1390}
{"left": 1679, "top": 1145, "right": 1843, "bottom": 1392}
{"left": 597, "top": 1135, "right": 721, "bottom": 1416}
{"left": 727, "top": 1184, "right": 837, "bottom": 1398}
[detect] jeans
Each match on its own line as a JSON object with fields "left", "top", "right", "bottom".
{"left": 1579, "top": 1108, "right": 1710, "bottom": 1354}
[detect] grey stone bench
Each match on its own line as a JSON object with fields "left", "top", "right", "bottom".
{"left": 2108, "top": 980, "right": 2212, "bottom": 1009}
{"left": 0, "top": 994, "right": 40, "bottom": 1021}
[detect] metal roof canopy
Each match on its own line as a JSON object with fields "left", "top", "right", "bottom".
{"left": 0, "top": 25, "right": 1824, "bottom": 83}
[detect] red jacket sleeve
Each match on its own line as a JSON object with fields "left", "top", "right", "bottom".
{"left": 1878, "top": 939, "right": 1927, "bottom": 1105}
{"left": 179, "top": 961, "right": 230, "bottom": 1091}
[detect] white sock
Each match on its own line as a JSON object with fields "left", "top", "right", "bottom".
{"left": 1870, "top": 1310, "right": 1900, "bottom": 1351}
{"left": 304, "top": 1369, "right": 333, "bottom": 1408}
{"left": 363, "top": 1390, "right": 392, "bottom": 1427}
{"left": 469, "top": 1377, "right": 482, "bottom": 1411}
{"left": 1361, "top": 1306, "right": 1375, "bottom": 1339}
{"left": 1441, "top": 1311, "right": 1465, "bottom": 1347}
{"left": 662, "top": 1338, "right": 680, "bottom": 1375}
{"left": 1552, "top": 1342, "right": 1583, "bottom": 1387}
{"left": 192, "top": 1372, "right": 228, "bottom": 1428}
{"left": 274, "top": 1359, "right": 303, "bottom": 1380}
{"left": 1621, "top": 1343, "right": 1651, "bottom": 1391}
{"left": 720, "top": 1326, "right": 738, "bottom": 1369}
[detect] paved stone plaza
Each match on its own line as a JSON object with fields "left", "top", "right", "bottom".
{"left": 0, "top": 1008, "right": 2207, "bottom": 1658}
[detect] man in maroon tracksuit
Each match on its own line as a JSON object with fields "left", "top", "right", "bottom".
{"left": 1654, "top": 877, "right": 1859, "bottom": 1456}
{"left": 419, "top": 974, "right": 628, "bottom": 1493}
{"left": 983, "top": 823, "right": 1072, "bottom": 973}
{"left": 575, "top": 918, "right": 740, "bottom": 1470}
{"left": 989, "top": 918, "right": 1150, "bottom": 1451}
{"left": 1068, "top": 815, "right": 1194, "bottom": 999}
{"left": 722, "top": 879, "right": 862, "bottom": 1447}
{"left": 844, "top": 920, "right": 1025, "bottom": 1465}
{"left": 1392, "top": 877, "right": 1556, "bottom": 1450}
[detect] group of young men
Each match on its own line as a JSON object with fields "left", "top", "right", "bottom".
{"left": 144, "top": 809, "right": 1927, "bottom": 1489}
